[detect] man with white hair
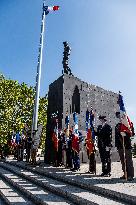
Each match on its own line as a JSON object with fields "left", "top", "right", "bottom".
{"left": 115, "top": 112, "right": 134, "bottom": 181}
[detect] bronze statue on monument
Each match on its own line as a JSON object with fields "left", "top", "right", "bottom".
{"left": 62, "top": 41, "right": 73, "bottom": 76}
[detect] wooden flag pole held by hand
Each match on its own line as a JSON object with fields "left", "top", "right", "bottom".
{"left": 122, "top": 134, "right": 127, "bottom": 180}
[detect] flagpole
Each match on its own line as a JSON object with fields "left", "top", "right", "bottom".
{"left": 118, "top": 91, "right": 128, "bottom": 180}
{"left": 32, "top": 3, "right": 46, "bottom": 134}
{"left": 90, "top": 110, "right": 96, "bottom": 175}
{"left": 122, "top": 135, "right": 128, "bottom": 180}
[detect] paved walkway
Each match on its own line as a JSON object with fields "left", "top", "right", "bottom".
{"left": 7, "top": 156, "right": 136, "bottom": 199}
{"left": 40, "top": 158, "right": 136, "bottom": 196}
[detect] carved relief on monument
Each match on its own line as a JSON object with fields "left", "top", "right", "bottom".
{"left": 72, "top": 85, "right": 80, "bottom": 114}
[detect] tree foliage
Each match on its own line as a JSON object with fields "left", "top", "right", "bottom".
{"left": 0, "top": 74, "right": 47, "bottom": 151}
{"left": 38, "top": 97, "right": 48, "bottom": 151}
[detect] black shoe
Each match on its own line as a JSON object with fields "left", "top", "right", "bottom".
{"left": 70, "top": 168, "right": 76, "bottom": 171}
{"left": 88, "top": 171, "right": 95, "bottom": 174}
{"left": 101, "top": 173, "right": 111, "bottom": 177}
{"left": 120, "top": 175, "right": 125, "bottom": 179}
{"left": 100, "top": 173, "right": 106, "bottom": 176}
{"left": 127, "top": 177, "right": 134, "bottom": 181}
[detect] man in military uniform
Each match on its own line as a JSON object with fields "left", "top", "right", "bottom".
{"left": 97, "top": 116, "right": 112, "bottom": 176}
{"left": 115, "top": 112, "right": 134, "bottom": 181}
{"left": 26, "top": 130, "right": 32, "bottom": 163}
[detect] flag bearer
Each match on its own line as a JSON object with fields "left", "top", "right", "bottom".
{"left": 65, "top": 129, "right": 73, "bottom": 168}
{"left": 85, "top": 109, "right": 96, "bottom": 174}
{"left": 71, "top": 133, "right": 80, "bottom": 171}
{"left": 115, "top": 93, "right": 134, "bottom": 181}
{"left": 85, "top": 128, "right": 96, "bottom": 173}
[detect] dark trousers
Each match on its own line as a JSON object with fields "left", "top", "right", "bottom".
{"left": 66, "top": 149, "right": 73, "bottom": 168}
{"left": 99, "top": 149, "right": 111, "bottom": 174}
{"left": 118, "top": 149, "right": 134, "bottom": 178}
{"left": 17, "top": 146, "right": 23, "bottom": 161}
{"left": 26, "top": 148, "right": 31, "bottom": 162}
{"left": 89, "top": 152, "right": 96, "bottom": 173}
{"left": 73, "top": 151, "right": 80, "bottom": 170}
{"left": 57, "top": 149, "right": 62, "bottom": 166}
{"left": 53, "top": 151, "right": 58, "bottom": 167}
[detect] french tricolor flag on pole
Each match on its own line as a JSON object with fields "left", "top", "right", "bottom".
{"left": 73, "top": 112, "right": 78, "bottom": 136}
{"left": 118, "top": 93, "right": 132, "bottom": 136}
{"left": 43, "top": 5, "right": 60, "bottom": 15}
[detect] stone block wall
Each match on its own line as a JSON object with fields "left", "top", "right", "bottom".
{"left": 45, "top": 73, "right": 119, "bottom": 163}
{"left": 62, "top": 74, "right": 119, "bottom": 139}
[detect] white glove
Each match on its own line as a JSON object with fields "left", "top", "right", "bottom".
{"left": 121, "top": 132, "right": 126, "bottom": 137}
{"left": 106, "top": 146, "right": 110, "bottom": 151}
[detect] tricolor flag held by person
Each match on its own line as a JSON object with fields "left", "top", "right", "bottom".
{"left": 52, "top": 121, "right": 59, "bottom": 152}
{"left": 65, "top": 113, "right": 70, "bottom": 136}
{"left": 65, "top": 114, "right": 69, "bottom": 129}
{"left": 73, "top": 112, "right": 78, "bottom": 135}
{"left": 86, "top": 128, "right": 94, "bottom": 156}
{"left": 71, "top": 112, "right": 80, "bottom": 153}
{"left": 72, "top": 134, "right": 80, "bottom": 153}
{"left": 89, "top": 109, "right": 95, "bottom": 141}
{"left": 86, "top": 109, "right": 89, "bottom": 134}
{"left": 52, "top": 131, "right": 58, "bottom": 151}
{"left": 118, "top": 93, "right": 132, "bottom": 136}
{"left": 43, "top": 5, "right": 60, "bottom": 15}
{"left": 85, "top": 109, "right": 95, "bottom": 156}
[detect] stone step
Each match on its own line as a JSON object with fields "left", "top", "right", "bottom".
{"left": 7, "top": 160, "right": 136, "bottom": 205}
{"left": 0, "top": 176, "right": 33, "bottom": 205}
{"left": 0, "top": 165, "right": 73, "bottom": 205}
{"left": 0, "top": 162, "right": 128, "bottom": 205}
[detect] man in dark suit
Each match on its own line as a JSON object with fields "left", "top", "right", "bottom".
{"left": 97, "top": 116, "right": 112, "bottom": 176}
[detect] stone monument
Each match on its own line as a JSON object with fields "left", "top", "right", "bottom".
{"left": 44, "top": 42, "right": 120, "bottom": 163}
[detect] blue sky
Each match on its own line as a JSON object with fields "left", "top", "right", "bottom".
{"left": 0, "top": 0, "right": 136, "bottom": 127}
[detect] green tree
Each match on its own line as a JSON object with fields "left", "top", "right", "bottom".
{"left": 0, "top": 75, "right": 47, "bottom": 151}
{"left": 38, "top": 97, "right": 48, "bottom": 151}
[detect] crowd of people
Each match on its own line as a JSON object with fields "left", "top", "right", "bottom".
{"left": 52, "top": 128, "right": 83, "bottom": 171}
{"left": 0, "top": 128, "right": 33, "bottom": 163}
{"left": 0, "top": 93, "right": 135, "bottom": 182}
{"left": 51, "top": 112, "right": 135, "bottom": 181}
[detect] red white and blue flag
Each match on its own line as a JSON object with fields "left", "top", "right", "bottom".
{"left": 73, "top": 112, "right": 78, "bottom": 135}
{"left": 43, "top": 5, "right": 60, "bottom": 15}
{"left": 89, "top": 109, "right": 95, "bottom": 140}
{"left": 85, "top": 109, "right": 95, "bottom": 155}
{"left": 72, "top": 112, "right": 80, "bottom": 153}
{"left": 118, "top": 93, "right": 132, "bottom": 136}
{"left": 65, "top": 113, "right": 70, "bottom": 136}
{"left": 86, "top": 109, "right": 89, "bottom": 134}
{"left": 65, "top": 114, "right": 70, "bottom": 129}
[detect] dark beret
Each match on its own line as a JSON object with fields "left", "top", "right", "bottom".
{"left": 99, "top": 115, "right": 107, "bottom": 120}
{"left": 116, "top": 112, "right": 120, "bottom": 116}
{"left": 115, "top": 112, "right": 120, "bottom": 118}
